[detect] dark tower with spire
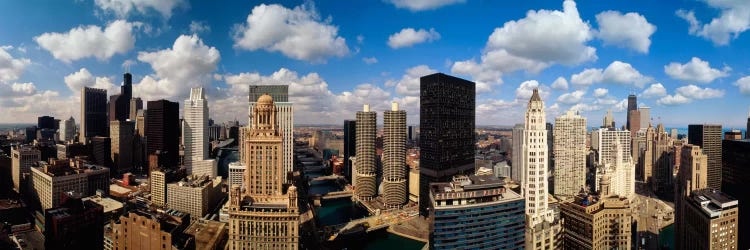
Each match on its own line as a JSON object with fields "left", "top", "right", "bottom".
{"left": 110, "top": 73, "right": 133, "bottom": 121}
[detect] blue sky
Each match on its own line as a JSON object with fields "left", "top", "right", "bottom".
{"left": 1, "top": 0, "right": 750, "bottom": 127}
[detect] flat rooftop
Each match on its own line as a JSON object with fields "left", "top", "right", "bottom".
{"left": 183, "top": 219, "right": 226, "bottom": 249}
{"left": 690, "top": 189, "right": 738, "bottom": 218}
{"left": 82, "top": 195, "right": 123, "bottom": 213}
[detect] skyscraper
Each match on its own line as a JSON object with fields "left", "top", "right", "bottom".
{"left": 553, "top": 110, "right": 587, "bottom": 200}
{"left": 688, "top": 124, "right": 722, "bottom": 190}
{"left": 594, "top": 133, "right": 635, "bottom": 199}
{"left": 674, "top": 144, "right": 708, "bottom": 250}
{"left": 146, "top": 100, "right": 180, "bottom": 168}
{"left": 38, "top": 115, "right": 55, "bottom": 130}
{"left": 419, "top": 73, "right": 475, "bottom": 216}
{"left": 108, "top": 73, "right": 132, "bottom": 122}
{"left": 343, "top": 120, "right": 356, "bottom": 183}
{"left": 721, "top": 139, "right": 750, "bottom": 249}
{"left": 184, "top": 87, "right": 217, "bottom": 177}
{"left": 383, "top": 102, "right": 407, "bottom": 209}
{"left": 627, "top": 109, "right": 641, "bottom": 138}
{"left": 650, "top": 124, "right": 674, "bottom": 196}
{"left": 59, "top": 116, "right": 76, "bottom": 143}
{"left": 80, "top": 87, "right": 108, "bottom": 144}
{"left": 11, "top": 145, "right": 40, "bottom": 192}
{"left": 626, "top": 94, "right": 637, "bottom": 131}
{"left": 355, "top": 104, "right": 377, "bottom": 201}
{"left": 682, "top": 189, "right": 739, "bottom": 249}
{"left": 228, "top": 94, "right": 299, "bottom": 249}
{"left": 512, "top": 124, "right": 524, "bottom": 185}
{"left": 244, "top": 85, "right": 294, "bottom": 181}
{"left": 560, "top": 191, "right": 632, "bottom": 250}
{"left": 602, "top": 109, "right": 614, "bottom": 128}
{"left": 110, "top": 120, "right": 134, "bottom": 175}
{"left": 746, "top": 111, "right": 750, "bottom": 139}
{"left": 639, "top": 106, "right": 650, "bottom": 129}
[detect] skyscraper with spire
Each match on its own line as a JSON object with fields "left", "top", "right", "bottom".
{"left": 184, "top": 87, "right": 216, "bottom": 177}
{"left": 109, "top": 73, "right": 132, "bottom": 122}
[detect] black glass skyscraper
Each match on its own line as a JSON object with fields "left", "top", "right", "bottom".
{"left": 722, "top": 139, "right": 750, "bottom": 249}
{"left": 80, "top": 87, "right": 108, "bottom": 144}
{"left": 688, "top": 124, "right": 722, "bottom": 190}
{"left": 419, "top": 73, "right": 475, "bottom": 216}
{"left": 343, "top": 120, "right": 356, "bottom": 182}
{"left": 109, "top": 73, "right": 133, "bottom": 122}
{"left": 37, "top": 116, "right": 55, "bottom": 130}
{"left": 145, "top": 100, "right": 180, "bottom": 168}
{"left": 626, "top": 94, "right": 637, "bottom": 130}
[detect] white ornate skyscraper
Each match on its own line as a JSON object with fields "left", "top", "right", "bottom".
{"left": 184, "top": 87, "right": 216, "bottom": 177}
{"left": 553, "top": 110, "right": 587, "bottom": 200}
{"left": 524, "top": 89, "right": 560, "bottom": 250}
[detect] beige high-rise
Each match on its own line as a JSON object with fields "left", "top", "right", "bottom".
{"left": 228, "top": 94, "right": 299, "bottom": 249}
{"left": 560, "top": 191, "right": 632, "bottom": 250}
{"left": 675, "top": 144, "right": 708, "bottom": 250}
{"left": 553, "top": 110, "right": 587, "bottom": 200}
{"left": 683, "top": 189, "right": 739, "bottom": 249}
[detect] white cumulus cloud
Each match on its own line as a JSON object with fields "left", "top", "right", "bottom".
{"left": 557, "top": 90, "right": 586, "bottom": 104}
{"left": 570, "top": 61, "right": 652, "bottom": 88}
{"left": 232, "top": 3, "right": 349, "bottom": 63}
{"left": 551, "top": 77, "right": 569, "bottom": 90}
{"left": 676, "top": 1, "right": 750, "bottom": 45}
{"left": 664, "top": 57, "right": 730, "bottom": 83}
{"left": 385, "top": 0, "right": 465, "bottom": 11}
{"left": 593, "top": 88, "right": 608, "bottom": 98}
{"left": 94, "top": 0, "right": 186, "bottom": 19}
{"left": 676, "top": 84, "right": 725, "bottom": 99}
{"left": 735, "top": 76, "right": 750, "bottom": 95}
{"left": 362, "top": 57, "right": 378, "bottom": 64}
{"left": 387, "top": 28, "right": 441, "bottom": 49}
{"left": 0, "top": 46, "right": 31, "bottom": 83}
{"left": 385, "top": 65, "right": 437, "bottom": 96}
{"left": 595, "top": 11, "right": 656, "bottom": 53}
{"left": 34, "top": 20, "right": 137, "bottom": 63}
{"left": 641, "top": 83, "right": 667, "bottom": 98}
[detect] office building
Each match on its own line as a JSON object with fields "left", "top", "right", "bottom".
{"left": 343, "top": 120, "right": 356, "bottom": 182}
{"left": 227, "top": 162, "right": 245, "bottom": 196}
{"left": 688, "top": 124, "right": 722, "bottom": 190}
{"left": 80, "top": 87, "right": 108, "bottom": 143}
{"left": 44, "top": 192, "right": 104, "bottom": 250}
{"left": 184, "top": 87, "right": 217, "bottom": 177}
{"left": 244, "top": 85, "right": 294, "bottom": 182}
{"left": 560, "top": 190, "right": 631, "bottom": 250}
{"left": 591, "top": 128, "right": 631, "bottom": 165}
{"left": 183, "top": 219, "right": 228, "bottom": 250}
{"left": 593, "top": 135, "right": 635, "bottom": 199}
{"left": 383, "top": 102, "right": 407, "bottom": 208}
{"left": 627, "top": 110, "right": 641, "bottom": 138}
{"left": 407, "top": 125, "right": 415, "bottom": 142}
{"left": 109, "top": 73, "right": 132, "bottom": 122}
{"left": 511, "top": 124, "right": 524, "bottom": 184}
{"left": 59, "top": 116, "right": 76, "bottom": 143}
{"left": 25, "top": 126, "right": 37, "bottom": 143}
{"left": 639, "top": 106, "right": 650, "bottom": 129}
{"left": 429, "top": 175, "right": 524, "bottom": 250}
{"left": 553, "top": 110, "right": 587, "bottom": 200}
{"left": 11, "top": 145, "right": 41, "bottom": 192}
{"left": 227, "top": 94, "right": 299, "bottom": 249}
{"left": 129, "top": 97, "right": 143, "bottom": 121}
{"left": 150, "top": 168, "right": 186, "bottom": 207}
{"left": 682, "top": 189, "right": 739, "bottom": 249}
{"left": 91, "top": 136, "right": 112, "bottom": 168}
{"left": 30, "top": 159, "right": 110, "bottom": 210}
{"left": 146, "top": 100, "right": 180, "bottom": 168}
{"left": 724, "top": 130, "right": 742, "bottom": 140}
{"left": 38, "top": 115, "right": 55, "bottom": 130}
{"left": 110, "top": 209, "right": 192, "bottom": 250}
{"left": 110, "top": 120, "right": 134, "bottom": 175}
{"left": 419, "top": 73, "right": 475, "bottom": 216}
{"left": 721, "top": 139, "right": 750, "bottom": 249}
{"left": 626, "top": 94, "right": 637, "bottom": 131}
{"left": 602, "top": 110, "right": 615, "bottom": 128}
{"left": 675, "top": 144, "right": 708, "bottom": 250}
{"left": 167, "top": 174, "right": 223, "bottom": 220}
{"left": 355, "top": 104, "right": 377, "bottom": 201}
{"left": 650, "top": 124, "right": 674, "bottom": 195}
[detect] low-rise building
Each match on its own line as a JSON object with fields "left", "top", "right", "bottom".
{"left": 109, "top": 209, "right": 193, "bottom": 250}
{"left": 167, "top": 175, "right": 223, "bottom": 220}
{"left": 183, "top": 219, "right": 228, "bottom": 250}
{"left": 30, "top": 159, "right": 110, "bottom": 210}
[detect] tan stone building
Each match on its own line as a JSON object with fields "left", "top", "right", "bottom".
{"left": 227, "top": 94, "right": 299, "bottom": 249}
{"left": 560, "top": 188, "right": 632, "bottom": 250}
{"left": 675, "top": 144, "right": 709, "bottom": 250}
{"left": 109, "top": 210, "right": 191, "bottom": 250}
{"left": 683, "top": 189, "right": 739, "bottom": 249}
{"left": 166, "top": 174, "right": 223, "bottom": 220}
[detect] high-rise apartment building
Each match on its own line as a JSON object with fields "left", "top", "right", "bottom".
{"left": 626, "top": 94, "right": 637, "bottom": 131}
{"left": 167, "top": 175, "right": 223, "bottom": 220}
{"left": 682, "top": 189, "right": 739, "bottom": 249}
{"left": 553, "top": 110, "right": 587, "bottom": 200}
{"left": 512, "top": 124, "right": 524, "bottom": 185}
{"left": 721, "top": 139, "right": 750, "bottom": 249}
{"left": 688, "top": 124, "right": 722, "bottom": 190}
{"left": 59, "top": 116, "right": 76, "bottom": 143}
{"left": 11, "top": 145, "right": 40, "bottom": 192}
{"left": 343, "top": 120, "right": 356, "bottom": 183}
{"left": 80, "top": 87, "right": 108, "bottom": 144}
{"left": 429, "top": 175, "right": 525, "bottom": 250}
{"left": 560, "top": 191, "right": 632, "bottom": 250}
{"left": 592, "top": 128, "right": 631, "bottom": 165}
{"left": 419, "top": 73, "right": 475, "bottom": 216}
{"left": 184, "top": 87, "right": 217, "bottom": 177}
{"left": 244, "top": 85, "right": 294, "bottom": 181}
{"left": 228, "top": 94, "right": 299, "bottom": 249}
{"left": 44, "top": 193, "right": 104, "bottom": 250}
{"left": 355, "top": 104, "right": 377, "bottom": 201}
{"left": 30, "top": 159, "right": 110, "bottom": 210}
{"left": 383, "top": 102, "right": 407, "bottom": 209}
{"left": 110, "top": 120, "right": 134, "bottom": 175}
{"left": 639, "top": 106, "right": 650, "bottom": 129}
{"left": 150, "top": 168, "right": 186, "bottom": 207}
{"left": 675, "top": 144, "right": 708, "bottom": 250}
{"left": 146, "top": 100, "right": 180, "bottom": 168}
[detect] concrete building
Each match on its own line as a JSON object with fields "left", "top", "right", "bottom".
{"left": 166, "top": 174, "right": 223, "bottom": 220}
{"left": 227, "top": 162, "right": 245, "bottom": 196}
{"left": 110, "top": 120, "right": 134, "bottom": 175}
{"left": 512, "top": 124, "right": 524, "bottom": 185}
{"left": 560, "top": 191, "right": 631, "bottom": 250}
{"left": 553, "top": 110, "right": 587, "bottom": 200}
{"left": 44, "top": 193, "right": 104, "bottom": 250}
{"left": 594, "top": 135, "right": 635, "bottom": 199}
{"left": 682, "top": 189, "right": 739, "bottom": 250}
{"left": 591, "top": 128, "right": 631, "bottom": 166}
{"left": 59, "top": 116, "right": 76, "bottom": 143}
{"left": 355, "top": 104, "right": 377, "bottom": 201}
{"left": 227, "top": 94, "right": 299, "bottom": 249}
{"left": 11, "top": 145, "right": 40, "bottom": 192}
{"left": 675, "top": 144, "right": 708, "bottom": 250}
{"left": 184, "top": 87, "right": 217, "bottom": 178}
{"left": 628, "top": 110, "right": 641, "bottom": 138}
{"left": 150, "top": 168, "right": 185, "bottom": 207}
{"left": 383, "top": 102, "right": 407, "bottom": 209}
{"left": 80, "top": 87, "right": 108, "bottom": 144}
{"left": 30, "top": 159, "right": 110, "bottom": 210}
{"left": 419, "top": 73, "right": 475, "bottom": 216}
{"left": 183, "top": 219, "right": 228, "bottom": 250}
{"left": 721, "top": 139, "right": 750, "bottom": 249}
{"left": 129, "top": 97, "right": 143, "bottom": 121}
{"left": 688, "top": 124, "right": 722, "bottom": 190}
{"left": 244, "top": 85, "right": 294, "bottom": 182}
{"left": 110, "top": 209, "right": 192, "bottom": 250}
{"left": 408, "top": 168, "right": 419, "bottom": 203}
{"left": 429, "top": 175, "right": 524, "bottom": 250}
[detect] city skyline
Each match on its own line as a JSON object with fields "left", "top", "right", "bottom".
{"left": 2, "top": 1, "right": 750, "bottom": 127}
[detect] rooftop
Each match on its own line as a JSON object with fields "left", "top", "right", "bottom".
{"left": 690, "top": 189, "right": 738, "bottom": 218}
{"left": 430, "top": 175, "right": 520, "bottom": 203}
{"left": 82, "top": 195, "right": 124, "bottom": 213}
{"left": 183, "top": 219, "right": 227, "bottom": 249}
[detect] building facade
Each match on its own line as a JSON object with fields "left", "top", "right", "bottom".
{"left": 560, "top": 192, "right": 631, "bottom": 250}
{"left": 383, "top": 102, "right": 407, "bottom": 208}
{"left": 343, "top": 120, "right": 356, "bottom": 183}
{"left": 167, "top": 175, "right": 223, "bottom": 220}
{"left": 355, "top": 104, "right": 377, "bottom": 201}
{"left": 228, "top": 162, "right": 246, "bottom": 196}
{"left": 80, "top": 87, "right": 108, "bottom": 144}
{"left": 146, "top": 99, "right": 180, "bottom": 168}
{"left": 721, "top": 139, "right": 750, "bottom": 249}
{"left": 675, "top": 144, "right": 708, "bottom": 250}
{"left": 626, "top": 94, "right": 637, "bottom": 131}
{"left": 682, "top": 189, "right": 739, "bottom": 250}
{"left": 184, "top": 87, "right": 217, "bottom": 178}
{"left": 688, "top": 124, "right": 723, "bottom": 190}
{"left": 419, "top": 73, "right": 475, "bottom": 216}
{"left": 512, "top": 124, "right": 524, "bottom": 185}
{"left": 30, "top": 160, "right": 110, "bottom": 210}
{"left": 244, "top": 85, "right": 294, "bottom": 182}
{"left": 44, "top": 194, "right": 104, "bottom": 250}
{"left": 110, "top": 210, "right": 191, "bottom": 250}
{"left": 429, "top": 175, "right": 525, "bottom": 250}
{"left": 553, "top": 110, "right": 587, "bottom": 200}
{"left": 59, "top": 116, "right": 76, "bottom": 143}
{"left": 110, "top": 120, "right": 134, "bottom": 175}
{"left": 11, "top": 145, "right": 40, "bottom": 192}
